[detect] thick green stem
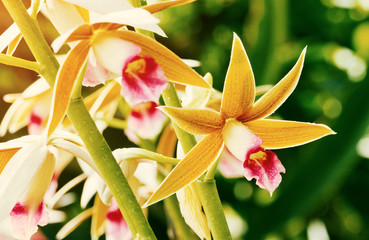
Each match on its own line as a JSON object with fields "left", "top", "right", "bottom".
{"left": 68, "top": 98, "right": 156, "bottom": 239}
{"left": 195, "top": 180, "right": 232, "bottom": 240}
{"left": 0, "top": 53, "right": 41, "bottom": 72}
{"left": 3, "top": 1, "right": 156, "bottom": 238}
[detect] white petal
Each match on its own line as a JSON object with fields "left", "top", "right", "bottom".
{"left": 42, "top": 0, "right": 86, "bottom": 34}
{"left": 92, "top": 8, "right": 166, "bottom": 37}
{"left": 0, "top": 141, "right": 47, "bottom": 220}
{"left": 80, "top": 173, "right": 99, "bottom": 208}
{"left": 0, "top": 23, "right": 21, "bottom": 53}
{"left": 22, "top": 78, "right": 50, "bottom": 99}
{"left": 63, "top": 0, "right": 133, "bottom": 14}
{"left": 222, "top": 119, "right": 262, "bottom": 161}
{"left": 92, "top": 34, "right": 141, "bottom": 75}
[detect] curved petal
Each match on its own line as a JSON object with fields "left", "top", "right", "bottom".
{"left": 143, "top": 0, "right": 196, "bottom": 14}
{"left": 0, "top": 22, "right": 21, "bottom": 53}
{"left": 46, "top": 40, "right": 91, "bottom": 137}
{"left": 245, "top": 119, "right": 335, "bottom": 149}
{"left": 0, "top": 142, "right": 48, "bottom": 221}
{"left": 122, "top": 56, "right": 168, "bottom": 105}
{"left": 0, "top": 148, "right": 21, "bottom": 175}
{"left": 241, "top": 47, "right": 307, "bottom": 121}
{"left": 92, "top": 33, "right": 141, "bottom": 75}
{"left": 63, "top": 0, "right": 133, "bottom": 14}
{"left": 219, "top": 147, "right": 244, "bottom": 178}
{"left": 220, "top": 33, "right": 255, "bottom": 119}
{"left": 160, "top": 106, "right": 225, "bottom": 135}
{"left": 244, "top": 148, "right": 285, "bottom": 195}
{"left": 112, "top": 30, "right": 211, "bottom": 89}
{"left": 143, "top": 130, "right": 224, "bottom": 207}
{"left": 222, "top": 119, "right": 262, "bottom": 161}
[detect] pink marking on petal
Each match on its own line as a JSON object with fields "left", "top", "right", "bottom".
{"left": 105, "top": 199, "right": 132, "bottom": 240}
{"left": 83, "top": 60, "right": 111, "bottom": 87}
{"left": 121, "top": 55, "right": 168, "bottom": 106}
{"left": 28, "top": 112, "right": 43, "bottom": 135}
{"left": 243, "top": 148, "right": 285, "bottom": 196}
{"left": 10, "top": 202, "right": 48, "bottom": 240}
{"left": 125, "top": 102, "right": 166, "bottom": 142}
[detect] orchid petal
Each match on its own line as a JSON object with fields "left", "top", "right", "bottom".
{"left": 105, "top": 199, "right": 132, "bottom": 240}
{"left": 92, "top": 8, "right": 166, "bottom": 37}
{"left": 51, "top": 24, "right": 93, "bottom": 53}
{"left": 46, "top": 40, "right": 90, "bottom": 137}
{"left": 126, "top": 102, "right": 166, "bottom": 140}
{"left": 160, "top": 106, "right": 225, "bottom": 135}
{"left": 222, "top": 119, "right": 262, "bottom": 161}
{"left": 92, "top": 33, "right": 141, "bottom": 75}
{"left": 143, "top": 130, "right": 224, "bottom": 207}
{"left": 6, "top": 34, "right": 22, "bottom": 55}
{"left": 42, "top": 0, "right": 86, "bottom": 35}
{"left": 56, "top": 208, "right": 93, "bottom": 240}
{"left": 0, "top": 142, "right": 47, "bottom": 221}
{"left": 0, "top": 148, "right": 20, "bottom": 175}
{"left": 245, "top": 119, "right": 335, "bottom": 149}
{"left": 220, "top": 33, "right": 255, "bottom": 119}
{"left": 89, "top": 81, "right": 121, "bottom": 116}
{"left": 244, "top": 149, "right": 285, "bottom": 195}
{"left": 10, "top": 202, "right": 48, "bottom": 240}
{"left": 177, "top": 183, "right": 211, "bottom": 240}
{"left": 22, "top": 78, "right": 50, "bottom": 99}
{"left": 182, "top": 73, "right": 213, "bottom": 109}
{"left": 81, "top": 173, "right": 99, "bottom": 208}
{"left": 82, "top": 59, "right": 111, "bottom": 87}
{"left": 219, "top": 147, "right": 244, "bottom": 178}
{"left": 0, "top": 22, "right": 21, "bottom": 53}
{"left": 241, "top": 47, "right": 307, "bottom": 121}
{"left": 91, "top": 195, "right": 109, "bottom": 240}
{"left": 112, "top": 30, "right": 211, "bottom": 89}
{"left": 63, "top": 0, "right": 133, "bottom": 15}
{"left": 156, "top": 125, "right": 177, "bottom": 157}
{"left": 143, "top": 0, "right": 197, "bottom": 14}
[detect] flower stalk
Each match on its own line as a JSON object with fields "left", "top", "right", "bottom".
{"left": 0, "top": 53, "right": 41, "bottom": 73}
{"left": 2, "top": 0, "right": 156, "bottom": 238}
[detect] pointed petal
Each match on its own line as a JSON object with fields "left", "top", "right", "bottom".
{"left": 91, "top": 195, "right": 109, "bottom": 239}
{"left": 220, "top": 33, "right": 255, "bottom": 119}
{"left": 46, "top": 40, "right": 90, "bottom": 137}
{"left": 241, "top": 47, "right": 307, "bottom": 121}
{"left": 143, "top": 0, "right": 196, "bottom": 14}
{"left": 156, "top": 125, "right": 177, "bottom": 157}
{"left": 0, "top": 23, "right": 21, "bottom": 53}
{"left": 92, "top": 33, "right": 141, "bottom": 75}
{"left": 222, "top": 119, "right": 262, "bottom": 161}
{"left": 161, "top": 106, "right": 225, "bottom": 135}
{"left": 182, "top": 73, "right": 213, "bottom": 109}
{"left": 51, "top": 24, "right": 93, "bottom": 53}
{"left": 176, "top": 183, "right": 211, "bottom": 240}
{"left": 112, "top": 30, "right": 211, "bottom": 89}
{"left": 244, "top": 149, "right": 285, "bottom": 195}
{"left": 245, "top": 119, "right": 335, "bottom": 149}
{"left": 6, "top": 34, "right": 22, "bottom": 55}
{"left": 0, "top": 142, "right": 48, "bottom": 221}
{"left": 56, "top": 208, "right": 93, "bottom": 240}
{"left": 143, "top": 131, "right": 224, "bottom": 207}
{"left": 63, "top": 0, "right": 133, "bottom": 14}
{"left": 81, "top": 173, "right": 99, "bottom": 208}
{"left": 0, "top": 148, "right": 21, "bottom": 174}
{"left": 92, "top": 8, "right": 166, "bottom": 37}
{"left": 89, "top": 81, "right": 121, "bottom": 116}
{"left": 122, "top": 56, "right": 168, "bottom": 105}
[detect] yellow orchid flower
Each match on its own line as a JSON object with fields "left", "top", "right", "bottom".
{"left": 144, "top": 33, "right": 335, "bottom": 207}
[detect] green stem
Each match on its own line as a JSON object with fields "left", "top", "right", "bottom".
{"left": 3, "top": 1, "right": 156, "bottom": 238}
{"left": 68, "top": 99, "right": 156, "bottom": 239}
{"left": 195, "top": 180, "right": 232, "bottom": 240}
{"left": 0, "top": 53, "right": 41, "bottom": 72}
{"left": 116, "top": 148, "right": 180, "bottom": 165}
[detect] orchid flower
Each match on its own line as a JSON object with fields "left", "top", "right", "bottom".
{"left": 144, "top": 33, "right": 335, "bottom": 206}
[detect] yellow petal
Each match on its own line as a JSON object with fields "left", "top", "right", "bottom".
{"left": 6, "top": 33, "right": 22, "bottom": 55}
{"left": 112, "top": 30, "right": 211, "bottom": 89}
{"left": 0, "top": 148, "right": 20, "bottom": 174}
{"left": 143, "top": 131, "right": 224, "bottom": 207}
{"left": 241, "top": 47, "right": 307, "bottom": 121}
{"left": 52, "top": 24, "right": 93, "bottom": 53}
{"left": 143, "top": 0, "right": 196, "bottom": 14}
{"left": 91, "top": 195, "right": 109, "bottom": 239}
{"left": 245, "top": 119, "right": 335, "bottom": 149}
{"left": 157, "top": 125, "right": 177, "bottom": 157}
{"left": 46, "top": 40, "right": 91, "bottom": 137}
{"left": 220, "top": 33, "right": 255, "bottom": 119}
{"left": 161, "top": 106, "right": 225, "bottom": 135}
{"left": 56, "top": 208, "right": 93, "bottom": 240}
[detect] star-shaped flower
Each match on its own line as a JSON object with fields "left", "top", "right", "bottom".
{"left": 144, "top": 33, "right": 335, "bottom": 206}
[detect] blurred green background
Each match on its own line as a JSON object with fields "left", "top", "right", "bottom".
{"left": 1, "top": 0, "right": 369, "bottom": 239}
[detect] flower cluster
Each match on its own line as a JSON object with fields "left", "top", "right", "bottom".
{"left": 0, "top": 0, "right": 334, "bottom": 239}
